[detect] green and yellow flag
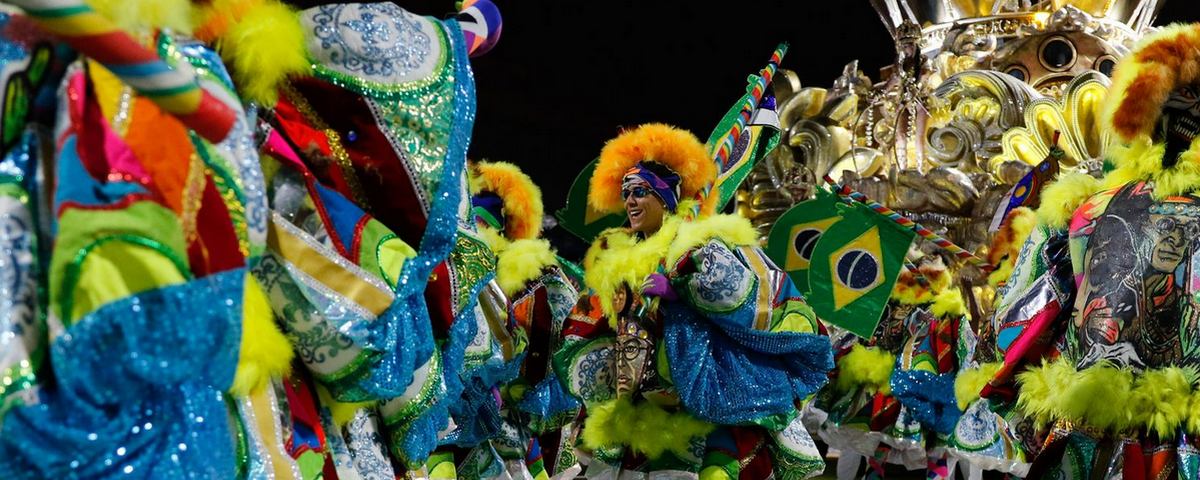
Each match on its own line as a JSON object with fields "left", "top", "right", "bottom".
{"left": 765, "top": 189, "right": 843, "bottom": 295}
{"left": 554, "top": 158, "right": 626, "bottom": 243}
{"left": 805, "top": 200, "right": 916, "bottom": 337}
{"left": 703, "top": 86, "right": 781, "bottom": 213}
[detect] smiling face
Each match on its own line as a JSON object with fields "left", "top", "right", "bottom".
{"left": 624, "top": 184, "right": 666, "bottom": 236}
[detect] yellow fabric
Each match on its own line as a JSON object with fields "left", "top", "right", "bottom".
{"left": 231, "top": 275, "right": 294, "bottom": 396}
{"left": 378, "top": 237, "right": 416, "bottom": 289}
{"left": 250, "top": 386, "right": 305, "bottom": 479}
{"left": 315, "top": 382, "right": 375, "bottom": 427}
{"left": 70, "top": 242, "right": 187, "bottom": 324}
{"left": 267, "top": 217, "right": 393, "bottom": 315}
{"left": 774, "top": 313, "right": 817, "bottom": 334}
{"left": 700, "top": 466, "right": 734, "bottom": 480}
{"left": 88, "top": 63, "right": 133, "bottom": 137}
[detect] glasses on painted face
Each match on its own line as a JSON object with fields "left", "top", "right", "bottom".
{"left": 622, "top": 186, "right": 651, "bottom": 200}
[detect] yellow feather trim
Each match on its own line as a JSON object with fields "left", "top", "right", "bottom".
{"left": 581, "top": 397, "right": 714, "bottom": 460}
{"left": 85, "top": 0, "right": 195, "bottom": 34}
{"left": 584, "top": 210, "right": 759, "bottom": 325}
{"left": 930, "top": 288, "right": 967, "bottom": 319}
{"left": 1128, "top": 367, "right": 1195, "bottom": 438}
{"left": 987, "top": 207, "right": 1037, "bottom": 288}
{"left": 231, "top": 275, "right": 294, "bottom": 396}
{"left": 215, "top": 0, "right": 309, "bottom": 105}
{"left": 955, "top": 362, "right": 1002, "bottom": 410}
{"left": 1036, "top": 173, "right": 1101, "bottom": 230}
{"left": 589, "top": 124, "right": 716, "bottom": 214}
{"left": 1018, "top": 360, "right": 1200, "bottom": 435}
{"left": 833, "top": 344, "right": 895, "bottom": 396}
{"left": 666, "top": 213, "right": 760, "bottom": 264}
{"left": 585, "top": 218, "right": 680, "bottom": 324}
{"left": 496, "top": 238, "right": 559, "bottom": 298}
{"left": 1103, "top": 136, "right": 1200, "bottom": 199}
{"left": 1186, "top": 388, "right": 1200, "bottom": 435}
{"left": 470, "top": 161, "right": 545, "bottom": 241}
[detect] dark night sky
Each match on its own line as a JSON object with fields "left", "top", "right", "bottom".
{"left": 308, "top": 1, "right": 1200, "bottom": 216}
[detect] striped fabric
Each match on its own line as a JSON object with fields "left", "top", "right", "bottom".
{"left": 8, "top": 0, "right": 238, "bottom": 142}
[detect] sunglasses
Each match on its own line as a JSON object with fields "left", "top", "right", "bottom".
{"left": 622, "top": 186, "right": 652, "bottom": 200}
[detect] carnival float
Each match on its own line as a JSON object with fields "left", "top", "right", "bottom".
{"left": 0, "top": 0, "right": 1196, "bottom": 480}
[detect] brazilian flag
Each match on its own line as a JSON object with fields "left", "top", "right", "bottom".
{"left": 806, "top": 201, "right": 916, "bottom": 338}
{"left": 703, "top": 83, "right": 781, "bottom": 213}
{"left": 765, "top": 189, "right": 843, "bottom": 295}
{"left": 554, "top": 158, "right": 627, "bottom": 243}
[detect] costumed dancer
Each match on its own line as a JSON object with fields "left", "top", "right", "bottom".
{"left": 959, "top": 23, "right": 1200, "bottom": 480}
{"left": 814, "top": 252, "right": 969, "bottom": 480}
{"left": 556, "top": 123, "right": 834, "bottom": 480}
{"left": 886, "top": 252, "right": 970, "bottom": 480}
{"left": 201, "top": 0, "right": 510, "bottom": 476}
{"left": 942, "top": 207, "right": 1041, "bottom": 480}
{"left": 0, "top": 2, "right": 299, "bottom": 476}
{"left": 469, "top": 160, "right": 584, "bottom": 480}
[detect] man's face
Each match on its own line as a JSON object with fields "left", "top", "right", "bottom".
{"left": 1147, "top": 214, "right": 1195, "bottom": 274}
{"left": 624, "top": 184, "right": 665, "bottom": 235}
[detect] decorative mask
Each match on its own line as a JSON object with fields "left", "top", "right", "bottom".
{"left": 615, "top": 316, "right": 654, "bottom": 399}
{"left": 1159, "top": 84, "right": 1200, "bottom": 168}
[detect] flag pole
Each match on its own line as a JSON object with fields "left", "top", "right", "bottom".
{"left": 822, "top": 175, "right": 994, "bottom": 273}
{"left": 692, "top": 43, "right": 788, "bottom": 218}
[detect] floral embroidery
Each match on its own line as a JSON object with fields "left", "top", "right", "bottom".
{"left": 307, "top": 3, "right": 434, "bottom": 82}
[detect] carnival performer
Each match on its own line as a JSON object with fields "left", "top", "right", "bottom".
{"left": 176, "top": 0, "right": 503, "bottom": 477}
{"left": 556, "top": 123, "right": 834, "bottom": 480}
{"left": 814, "top": 252, "right": 969, "bottom": 480}
{"left": 942, "top": 207, "right": 1041, "bottom": 480}
{"left": 0, "top": 3, "right": 301, "bottom": 476}
{"left": 954, "top": 23, "right": 1200, "bottom": 480}
{"left": 467, "top": 160, "right": 584, "bottom": 480}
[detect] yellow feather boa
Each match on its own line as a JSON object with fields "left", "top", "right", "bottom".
{"left": 1017, "top": 359, "right": 1200, "bottom": 438}
{"left": 584, "top": 206, "right": 759, "bottom": 325}
{"left": 581, "top": 397, "right": 714, "bottom": 460}
{"left": 478, "top": 226, "right": 559, "bottom": 297}
{"left": 834, "top": 344, "right": 895, "bottom": 395}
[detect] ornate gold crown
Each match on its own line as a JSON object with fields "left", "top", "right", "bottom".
{"left": 872, "top": 0, "right": 1164, "bottom": 50}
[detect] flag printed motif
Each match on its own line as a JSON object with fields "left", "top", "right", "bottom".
{"left": 806, "top": 201, "right": 917, "bottom": 338}
{"left": 765, "top": 189, "right": 843, "bottom": 295}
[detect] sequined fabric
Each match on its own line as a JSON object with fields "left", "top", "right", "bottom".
{"left": 0, "top": 132, "right": 43, "bottom": 415}
{"left": 0, "top": 269, "right": 245, "bottom": 479}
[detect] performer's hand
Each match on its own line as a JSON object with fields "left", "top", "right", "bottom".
{"left": 642, "top": 273, "right": 677, "bottom": 301}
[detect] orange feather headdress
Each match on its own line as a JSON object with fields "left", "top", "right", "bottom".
{"left": 469, "top": 161, "right": 545, "bottom": 241}
{"left": 1105, "top": 24, "right": 1200, "bottom": 143}
{"left": 1099, "top": 23, "right": 1200, "bottom": 199}
{"left": 588, "top": 123, "right": 716, "bottom": 214}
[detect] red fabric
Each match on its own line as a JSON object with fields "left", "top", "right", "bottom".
{"left": 425, "top": 262, "right": 455, "bottom": 334}
{"left": 283, "top": 79, "right": 429, "bottom": 249}
{"left": 187, "top": 175, "right": 245, "bottom": 276}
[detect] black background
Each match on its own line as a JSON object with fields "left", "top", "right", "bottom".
{"left": 291, "top": 1, "right": 1200, "bottom": 216}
